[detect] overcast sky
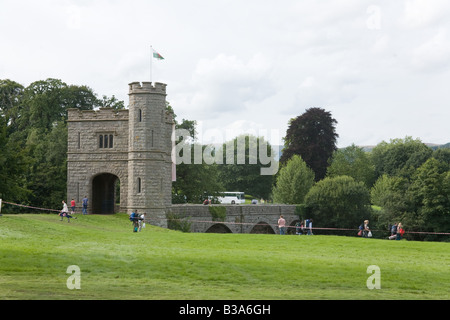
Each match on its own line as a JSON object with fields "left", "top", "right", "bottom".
{"left": 1, "top": 0, "right": 449, "bottom": 148}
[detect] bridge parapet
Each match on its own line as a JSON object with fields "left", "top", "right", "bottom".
{"left": 168, "top": 204, "right": 299, "bottom": 234}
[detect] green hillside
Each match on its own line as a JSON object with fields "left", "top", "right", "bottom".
{"left": 0, "top": 214, "right": 448, "bottom": 300}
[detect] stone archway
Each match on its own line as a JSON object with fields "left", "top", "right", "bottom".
{"left": 205, "top": 223, "right": 232, "bottom": 233}
{"left": 92, "top": 173, "right": 120, "bottom": 214}
{"left": 250, "top": 222, "right": 275, "bottom": 234}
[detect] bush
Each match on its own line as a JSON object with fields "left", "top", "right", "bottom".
{"left": 209, "top": 206, "right": 226, "bottom": 222}
{"left": 304, "top": 175, "right": 372, "bottom": 230}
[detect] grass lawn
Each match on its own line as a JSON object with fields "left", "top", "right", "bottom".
{"left": 0, "top": 213, "right": 448, "bottom": 300}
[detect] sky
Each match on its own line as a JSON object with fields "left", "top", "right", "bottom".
{"left": 1, "top": 0, "right": 449, "bottom": 148}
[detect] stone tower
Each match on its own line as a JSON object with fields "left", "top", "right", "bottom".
{"left": 67, "top": 82, "right": 173, "bottom": 227}
{"left": 127, "top": 82, "right": 173, "bottom": 227}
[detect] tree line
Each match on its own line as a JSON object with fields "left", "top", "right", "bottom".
{"left": 273, "top": 109, "right": 449, "bottom": 241}
{"left": 0, "top": 78, "right": 124, "bottom": 212}
{"left": 1, "top": 78, "right": 448, "bottom": 241}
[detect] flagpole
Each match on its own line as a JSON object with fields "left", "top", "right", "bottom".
{"left": 150, "top": 45, "right": 153, "bottom": 83}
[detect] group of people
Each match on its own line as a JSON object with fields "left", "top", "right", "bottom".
{"left": 358, "top": 220, "right": 405, "bottom": 240}
{"left": 388, "top": 222, "right": 405, "bottom": 240}
{"left": 129, "top": 210, "right": 146, "bottom": 232}
{"left": 277, "top": 215, "right": 313, "bottom": 235}
{"left": 58, "top": 198, "right": 147, "bottom": 232}
{"left": 58, "top": 197, "right": 89, "bottom": 222}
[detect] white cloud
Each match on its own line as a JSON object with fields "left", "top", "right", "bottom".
{"left": 410, "top": 28, "right": 450, "bottom": 71}
{"left": 402, "top": 0, "right": 450, "bottom": 28}
{"left": 0, "top": 0, "right": 449, "bottom": 148}
{"left": 184, "top": 53, "right": 274, "bottom": 116}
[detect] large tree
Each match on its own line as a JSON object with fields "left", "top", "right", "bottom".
{"left": 218, "top": 135, "right": 276, "bottom": 199}
{"left": 280, "top": 107, "right": 338, "bottom": 181}
{"left": 370, "top": 136, "right": 432, "bottom": 179}
{"left": 408, "top": 158, "right": 450, "bottom": 239}
{"left": 327, "top": 144, "right": 376, "bottom": 188}
{"left": 272, "top": 154, "right": 315, "bottom": 204}
{"left": 304, "top": 175, "right": 372, "bottom": 230}
{"left": 0, "top": 78, "right": 125, "bottom": 211}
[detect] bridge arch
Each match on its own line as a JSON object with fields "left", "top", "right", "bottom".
{"left": 288, "top": 219, "right": 301, "bottom": 235}
{"left": 205, "top": 223, "right": 233, "bottom": 233}
{"left": 250, "top": 221, "right": 275, "bottom": 234}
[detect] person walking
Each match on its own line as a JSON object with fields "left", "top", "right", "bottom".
{"left": 307, "top": 218, "right": 313, "bottom": 235}
{"left": 70, "top": 198, "right": 76, "bottom": 214}
{"left": 278, "top": 215, "right": 286, "bottom": 235}
{"left": 82, "top": 196, "right": 88, "bottom": 215}
{"left": 60, "top": 200, "right": 69, "bottom": 221}
{"left": 363, "top": 220, "right": 370, "bottom": 238}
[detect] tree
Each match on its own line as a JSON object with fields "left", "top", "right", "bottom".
{"left": 408, "top": 158, "right": 450, "bottom": 239}
{"left": 327, "top": 144, "right": 376, "bottom": 188}
{"left": 304, "top": 175, "right": 372, "bottom": 230}
{"left": 280, "top": 107, "right": 338, "bottom": 181}
{"left": 0, "top": 78, "right": 122, "bottom": 211}
{"left": 0, "top": 79, "right": 24, "bottom": 134}
{"left": 25, "top": 121, "right": 68, "bottom": 210}
{"left": 371, "top": 137, "right": 432, "bottom": 179}
{"left": 272, "top": 155, "right": 315, "bottom": 204}
{"left": 97, "top": 94, "right": 126, "bottom": 110}
{"left": 172, "top": 118, "right": 223, "bottom": 203}
{"left": 218, "top": 135, "right": 277, "bottom": 199}
{"left": 0, "top": 116, "right": 29, "bottom": 203}
{"left": 370, "top": 174, "right": 413, "bottom": 232}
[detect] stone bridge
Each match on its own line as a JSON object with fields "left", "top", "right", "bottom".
{"left": 167, "top": 204, "right": 299, "bottom": 234}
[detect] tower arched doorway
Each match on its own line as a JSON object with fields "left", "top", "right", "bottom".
{"left": 92, "top": 173, "right": 120, "bottom": 214}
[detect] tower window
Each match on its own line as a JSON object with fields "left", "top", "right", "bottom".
{"left": 137, "top": 177, "right": 142, "bottom": 194}
{"left": 138, "top": 109, "right": 142, "bottom": 122}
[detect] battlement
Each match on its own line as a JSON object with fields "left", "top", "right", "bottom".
{"left": 67, "top": 107, "right": 129, "bottom": 121}
{"left": 128, "top": 82, "right": 167, "bottom": 95}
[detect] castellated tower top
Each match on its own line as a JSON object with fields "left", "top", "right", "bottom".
{"left": 128, "top": 82, "right": 167, "bottom": 95}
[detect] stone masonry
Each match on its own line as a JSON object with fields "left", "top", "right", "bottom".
{"left": 67, "top": 81, "right": 298, "bottom": 233}
{"left": 67, "top": 82, "right": 173, "bottom": 227}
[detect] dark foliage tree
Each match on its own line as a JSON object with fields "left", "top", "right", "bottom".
{"left": 280, "top": 107, "right": 338, "bottom": 181}
{"left": 0, "top": 78, "right": 125, "bottom": 212}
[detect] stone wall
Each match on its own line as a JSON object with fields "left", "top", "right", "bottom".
{"left": 67, "top": 82, "right": 173, "bottom": 224}
{"left": 67, "top": 108, "right": 130, "bottom": 213}
{"left": 168, "top": 204, "right": 298, "bottom": 234}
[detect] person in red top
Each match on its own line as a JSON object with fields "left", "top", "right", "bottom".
{"left": 71, "top": 199, "right": 76, "bottom": 214}
{"left": 396, "top": 223, "right": 405, "bottom": 240}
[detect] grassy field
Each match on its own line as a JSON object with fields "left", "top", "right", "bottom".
{"left": 0, "top": 213, "right": 448, "bottom": 300}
